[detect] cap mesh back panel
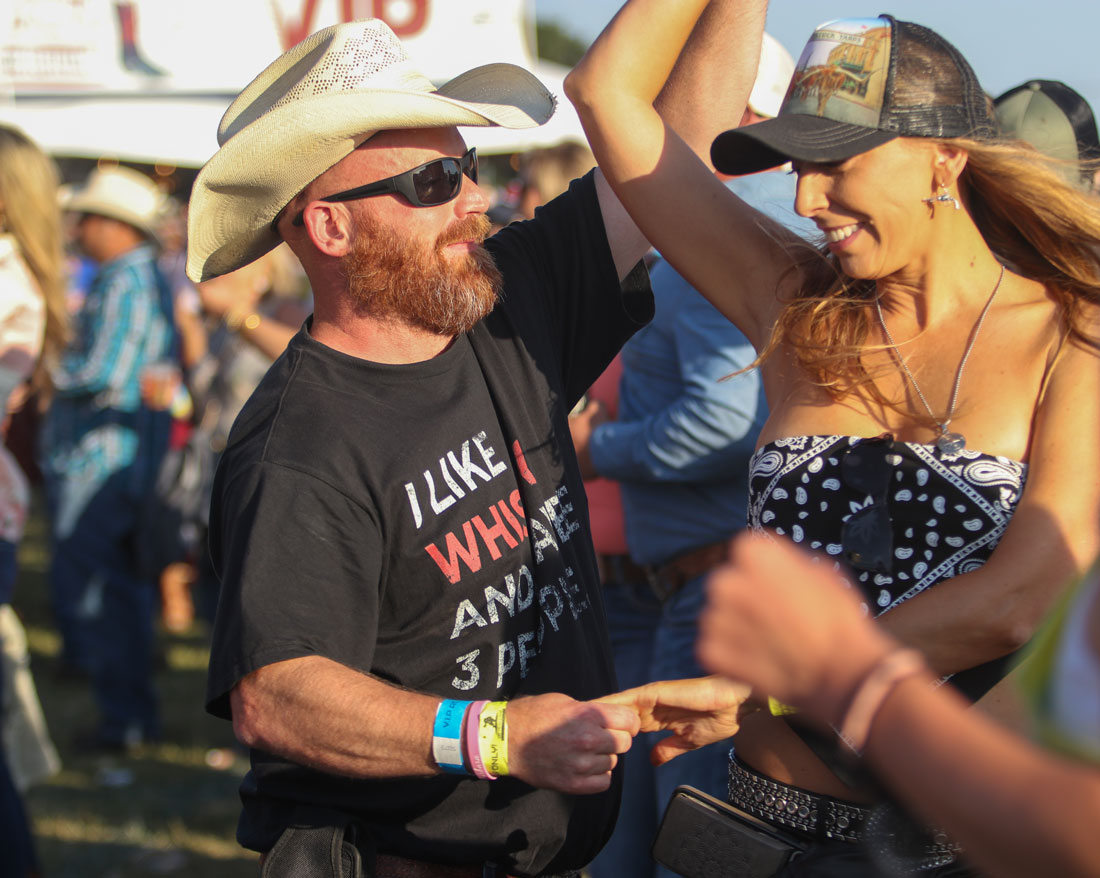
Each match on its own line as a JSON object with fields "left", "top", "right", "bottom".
{"left": 884, "top": 19, "right": 995, "bottom": 140}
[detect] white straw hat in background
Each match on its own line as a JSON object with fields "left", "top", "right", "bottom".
{"left": 748, "top": 32, "right": 796, "bottom": 120}
{"left": 64, "top": 165, "right": 166, "bottom": 239}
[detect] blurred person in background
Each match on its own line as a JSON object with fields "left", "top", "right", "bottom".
{"left": 516, "top": 141, "right": 597, "bottom": 221}
{"left": 159, "top": 243, "right": 308, "bottom": 630}
{"left": 995, "top": 78, "right": 1100, "bottom": 194}
{"left": 571, "top": 32, "right": 808, "bottom": 878}
{"left": 0, "top": 122, "right": 69, "bottom": 878}
{"left": 40, "top": 164, "right": 176, "bottom": 753}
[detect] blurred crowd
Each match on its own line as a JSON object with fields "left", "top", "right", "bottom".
{"left": 1, "top": 16, "right": 1099, "bottom": 875}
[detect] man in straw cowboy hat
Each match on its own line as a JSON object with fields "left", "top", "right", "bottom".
{"left": 41, "top": 164, "right": 176, "bottom": 753}
{"left": 188, "top": 6, "right": 765, "bottom": 876}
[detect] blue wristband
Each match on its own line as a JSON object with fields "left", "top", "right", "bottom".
{"left": 432, "top": 699, "right": 470, "bottom": 774}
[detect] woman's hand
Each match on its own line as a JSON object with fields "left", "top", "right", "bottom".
{"left": 596, "top": 675, "right": 754, "bottom": 765}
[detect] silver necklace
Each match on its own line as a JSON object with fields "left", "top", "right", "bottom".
{"left": 874, "top": 263, "right": 1005, "bottom": 454}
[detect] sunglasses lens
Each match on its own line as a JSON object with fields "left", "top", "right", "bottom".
{"left": 463, "top": 150, "right": 479, "bottom": 185}
{"left": 841, "top": 439, "right": 893, "bottom": 495}
{"left": 411, "top": 158, "right": 462, "bottom": 206}
{"left": 842, "top": 504, "right": 893, "bottom": 574}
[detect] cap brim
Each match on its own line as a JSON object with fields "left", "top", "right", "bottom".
{"left": 712, "top": 114, "right": 898, "bottom": 175}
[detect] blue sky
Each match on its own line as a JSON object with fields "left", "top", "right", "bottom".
{"left": 533, "top": 1, "right": 1100, "bottom": 120}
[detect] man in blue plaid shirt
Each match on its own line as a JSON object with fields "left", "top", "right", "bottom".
{"left": 41, "top": 165, "right": 176, "bottom": 752}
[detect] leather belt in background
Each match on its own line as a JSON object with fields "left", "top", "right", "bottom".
{"left": 600, "top": 541, "right": 730, "bottom": 600}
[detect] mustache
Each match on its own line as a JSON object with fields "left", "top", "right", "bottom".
{"left": 436, "top": 214, "right": 492, "bottom": 250}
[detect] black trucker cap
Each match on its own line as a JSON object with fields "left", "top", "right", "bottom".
{"left": 711, "top": 15, "right": 997, "bottom": 175}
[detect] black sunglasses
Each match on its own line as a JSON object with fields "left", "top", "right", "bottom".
{"left": 840, "top": 435, "right": 896, "bottom": 575}
{"left": 291, "top": 148, "right": 478, "bottom": 226}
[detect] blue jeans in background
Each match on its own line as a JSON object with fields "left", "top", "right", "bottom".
{"left": 45, "top": 466, "right": 159, "bottom": 745}
{"left": 589, "top": 575, "right": 731, "bottom": 878}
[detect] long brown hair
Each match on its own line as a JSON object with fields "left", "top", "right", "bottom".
{"left": 753, "top": 137, "right": 1100, "bottom": 407}
{"left": 0, "top": 125, "right": 69, "bottom": 402}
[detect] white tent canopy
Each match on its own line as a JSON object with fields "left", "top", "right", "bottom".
{"left": 0, "top": 0, "right": 587, "bottom": 167}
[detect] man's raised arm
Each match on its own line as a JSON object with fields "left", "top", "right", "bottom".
{"left": 596, "top": 0, "right": 769, "bottom": 278}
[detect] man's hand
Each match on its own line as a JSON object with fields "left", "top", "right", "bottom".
{"left": 506, "top": 692, "right": 640, "bottom": 794}
{"left": 569, "top": 398, "right": 611, "bottom": 480}
{"left": 597, "top": 676, "right": 754, "bottom": 765}
{"left": 698, "top": 533, "right": 896, "bottom": 726}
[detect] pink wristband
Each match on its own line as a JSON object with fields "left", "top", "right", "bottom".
{"left": 464, "top": 701, "right": 493, "bottom": 779}
{"left": 836, "top": 648, "right": 926, "bottom": 755}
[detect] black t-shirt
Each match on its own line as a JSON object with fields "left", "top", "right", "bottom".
{"left": 205, "top": 172, "right": 653, "bottom": 876}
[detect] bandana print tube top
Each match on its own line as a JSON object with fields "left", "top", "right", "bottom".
{"left": 748, "top": 435, "right": 1028, "bottom": 699}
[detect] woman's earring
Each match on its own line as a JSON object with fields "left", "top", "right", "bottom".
{"left": 922, "top": 185, "right": 961, "bottom": 212}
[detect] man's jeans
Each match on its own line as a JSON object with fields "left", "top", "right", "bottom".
{"left": 46, "top": 465, "right": 159, "bottom": 744}
{"left": 589, "top": 575, "right": 730, "bottom": 878}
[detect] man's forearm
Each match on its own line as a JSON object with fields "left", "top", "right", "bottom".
{"left": 231, "top": 655, "right": 438, "bottom": 778}
{"left": 588, "top": 0, "right": 769, "bottom": 274}
{"left": 229, "top": 654, "right": 642, "bottom": 793}
{"left": 656, "top": 0, "right": 768, "bottom": 165}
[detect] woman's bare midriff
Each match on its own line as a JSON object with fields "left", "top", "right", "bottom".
{"left": 733, "top": 710, "right": 876, "bottom": 802}
{"left": 735, "top": 682, "right": 1026, "bottom": 805}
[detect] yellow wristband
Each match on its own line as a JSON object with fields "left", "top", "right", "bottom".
{"left": 768, "top": 696, "right": 798, "bottom": 716}
{"left": 478, "top": 700, "right": 509, "bottom": 778}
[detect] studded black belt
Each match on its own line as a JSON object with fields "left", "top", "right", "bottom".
{"left": 728, "top": 755, "right": 871, "bottom": 843}
{"left": 727, "top": 756, "right": 961, "bottom": 868}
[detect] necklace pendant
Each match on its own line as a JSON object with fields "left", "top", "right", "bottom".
{"left": 937, "top": 431, "right": 966, "bottom": 454}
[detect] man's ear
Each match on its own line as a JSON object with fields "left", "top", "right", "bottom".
{"left": 302, "top": 202, "right": 354, "bottom": 258}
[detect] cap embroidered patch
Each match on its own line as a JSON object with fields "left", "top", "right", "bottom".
{"left": 783, "top": 18, "right": 891, "bottom": 127}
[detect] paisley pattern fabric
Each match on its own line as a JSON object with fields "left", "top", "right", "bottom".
{"left": 748, "top": 435, "right": 1027, "bottom": 616}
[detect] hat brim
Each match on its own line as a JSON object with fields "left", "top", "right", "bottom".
{"left": 187, "top": 63, "right": 554, "bottom": 283}
{"left": 64, "top": 192, "right": 158, "bottom": 239}
{"left": 711, "top": 114, "right": 898, "bottom": 175}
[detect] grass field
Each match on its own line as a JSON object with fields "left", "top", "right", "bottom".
{"left": 14, "top": 493, "right": 259, "bottom": 877}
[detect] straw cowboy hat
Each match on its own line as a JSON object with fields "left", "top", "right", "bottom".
{"left": 186, "top": 18, "right": 556, "bottom": 283}
{"left": 64, "top": 165, "right": 165, "bottom": 238}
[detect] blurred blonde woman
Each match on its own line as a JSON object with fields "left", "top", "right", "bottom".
{"left": 0, "top": 122, "right": 67, "bottom": 878}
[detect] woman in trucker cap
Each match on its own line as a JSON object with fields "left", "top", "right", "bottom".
{"left": 568, "top": 2, "right": 1100, "bottom": 875}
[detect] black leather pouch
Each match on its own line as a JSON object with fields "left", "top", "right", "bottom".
{"left": 652, "top": 785, "right": 807, "bottom": 878}
{"left": 260, "top": 809, "right": 373, "bottom": 878}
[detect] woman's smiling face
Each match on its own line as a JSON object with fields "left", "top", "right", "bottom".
{"left": 792, "top": 137, "right": 953, "bottom": 281}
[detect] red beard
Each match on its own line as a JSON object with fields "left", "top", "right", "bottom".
{"left": 341, "top": 213, "right": 502, "bottom": 336}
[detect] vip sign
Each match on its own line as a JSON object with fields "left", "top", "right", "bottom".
{"left": 1, "top": 0, "right": 536, "bottom": 93}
